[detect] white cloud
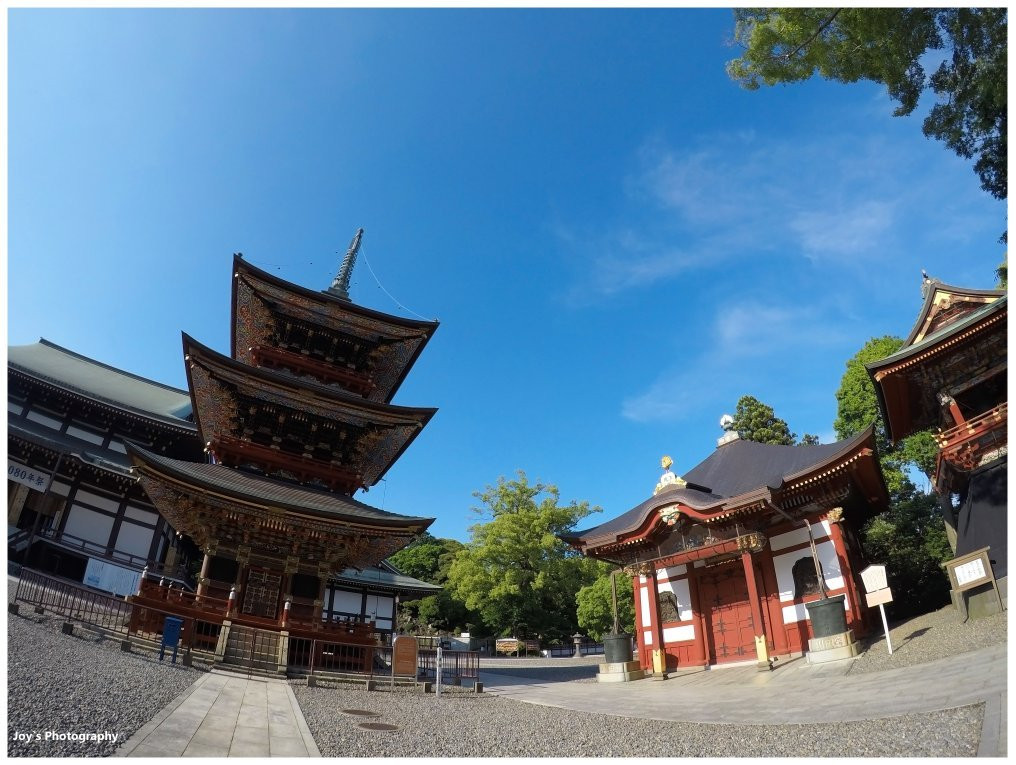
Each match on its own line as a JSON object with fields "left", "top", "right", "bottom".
{"left": 621, "top": 299, "right": 851, "bottom": 423}
{"left": 789, "top": 199, "right": 896, "bottom": 260}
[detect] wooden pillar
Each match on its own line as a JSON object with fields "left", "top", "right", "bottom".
{"left": 647, "top": 566, "right": 668, "bottom": 678}
{"left": 741, "top": 550, "right": 771, "bottom": 670}
{"left": 314, "top": 566, "right": 329, "bottom": 625}
{"left": 196, "top": 552, "right": 212, "bottom": 597}
{"left": 826, "top": 515, "right": 865, "bottom": 633}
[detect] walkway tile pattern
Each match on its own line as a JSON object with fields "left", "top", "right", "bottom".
{"left": 115, "top": 671, "right": 319, "bottom": 758}
{"left": 483, "top": 643, "right": 1007, "bottom": 726}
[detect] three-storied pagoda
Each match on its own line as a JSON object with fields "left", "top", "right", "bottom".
{"left": 563, "top": 422, "right": 888, "bottom": 674}
{"left": 127, "top": 232, "right": 440, "bottom": 649}
{"left": 867, "top": 277, "right": 1006, "bottom": 614}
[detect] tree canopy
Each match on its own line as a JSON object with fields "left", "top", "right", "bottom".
{"left": 834, "top": 335, "right": 952, "bottom": 614}
{"left": 728, "top": 8, "right": 1007, "bottom": 201}
{"left": 446, "top": 471, "right": 606, "bottom": 641}
{"left": 576, "top": 572, "right": 636, "bottom": 642}
{"left": 731, "top": 394, "right": 797, "bottom": 445}
{"left": 833, "top": 335, "right": 938, "bottom": 495}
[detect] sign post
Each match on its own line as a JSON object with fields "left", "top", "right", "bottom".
{"left": 860, "top": 564, "right": 894, "bottom": 655}
{"left": 436, "top": 645, "right": 443, "bottom": 698}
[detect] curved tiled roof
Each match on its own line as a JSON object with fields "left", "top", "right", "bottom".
{"left": 331, "top": 564, "right": 442, "bottom": 595}
{"left": 565, "top": 427, "right": 875, "bottom": 545}
{"left": 126, "top": 443, "right": 434, "bottom": 530}
{"left": 9, "top": 339, "right": 194, "bottom": 429}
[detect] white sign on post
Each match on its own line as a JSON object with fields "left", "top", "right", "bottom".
{"left": 859, "top": 564, "right": 888, "bottom": 593}
{"left": 860, "top": 565, "right": 894, "bottom": 655}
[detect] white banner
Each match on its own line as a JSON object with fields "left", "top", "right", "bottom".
{"left": 83, "top": 558, "right": 142, "bottom": 597}
{"left": 8, "top": 460, "right": 52, "bottom": 493}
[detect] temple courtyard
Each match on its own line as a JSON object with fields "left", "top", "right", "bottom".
{"left": 7, "top": 575, "right": 1006, "bottom": 758}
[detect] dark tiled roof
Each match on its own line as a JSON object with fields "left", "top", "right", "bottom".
{"left": 331, "top": 565, "right": 442, "bottom": 594}
{"left": 232, "top": 255, "right": 440, "bottom": 332}
{"left": 9, "top": 339, "right": 194, "bottom": 428}
{"left": 9, "top": 414, "right": 133, "bottom": 476}
{"left": 126, "top": 443, "right": 434, "bottom": 529}
{"left": 565, "top": 428, "right": 873, "bottom": 544}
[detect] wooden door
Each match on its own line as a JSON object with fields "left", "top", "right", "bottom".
{"left": 241, "top": 568, "right": 282, "bottom": 619}
{"left": 697, "top": 562, "right": 757, "bottom": 664}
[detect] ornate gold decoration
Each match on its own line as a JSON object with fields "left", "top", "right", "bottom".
{"left": 623, "top": 561, "right": 653, "bottom": 577}
{"left": 654, "top": 455, "right": 687, "bottom": 496}
{"left": 659, "top": 505, "right": 681, "bottom": 526}
{"left": 825, "top": 507, "right": 844, "bottom": 523}
{"left": 735, "top": 532, "right": 767, "bottom": 554}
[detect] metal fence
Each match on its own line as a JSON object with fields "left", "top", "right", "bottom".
{"left": 12, "top": 568, "right": 479, "bottom": 682}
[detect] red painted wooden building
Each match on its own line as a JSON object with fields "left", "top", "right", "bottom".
{"left": 867, "top": 279, "right": 1006, "bottom": 609}
{"left": 563, "top": 425, "right": 889, "bottom": 672}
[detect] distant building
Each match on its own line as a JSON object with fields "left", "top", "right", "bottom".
{"left": 867, "top": 279, "right": 1006, "bottom": 615}
{"left": 563, "top": 424, "right": 888, "bottom": 673}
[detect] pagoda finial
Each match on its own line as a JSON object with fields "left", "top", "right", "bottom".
{"left": 327, "top": 228, "right": 364, "bottom": 300}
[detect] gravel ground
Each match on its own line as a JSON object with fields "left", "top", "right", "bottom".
{"left": 293, "top": 682, "right": 984, "bottom": 757}
{"left": 7, "top": 611, "right": 200, "bottom": 757}
{"left": 848, "top": 604, "right": 1007, "bottom": 675}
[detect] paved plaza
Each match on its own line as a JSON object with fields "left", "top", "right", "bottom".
{"left": 110, "top": 641, "right": 1005, "bottom": 758}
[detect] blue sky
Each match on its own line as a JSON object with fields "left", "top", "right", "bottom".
{"left": 8, "top": 8, "right": 1006, "bottom": 543}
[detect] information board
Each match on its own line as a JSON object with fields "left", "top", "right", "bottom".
{"left": 945, "top": 547, "right": 995, "bottom": 593}
{"left": 83, "top": 558, "right": 142, "bottom": 597}
{"left": 392, "top": 635, "right": 419, "bottom": 677}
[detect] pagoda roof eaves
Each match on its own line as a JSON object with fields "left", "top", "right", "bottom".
{"left": 231, "top": 254, "right": 440, "bottom": 334}
{"left": 126, "top": 442, "right": 435, "bottom": 530}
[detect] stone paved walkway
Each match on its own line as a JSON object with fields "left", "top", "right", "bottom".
{"left": 115, "top": 670, "right": 319, "bottom": 758}
{"left": 482, "top": 643, "right": 1006, "bottom": 754}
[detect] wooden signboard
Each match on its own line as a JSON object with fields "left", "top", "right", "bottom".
{"left": 944, "top": 547, "right": 1003, "bottom": 614}
{"left": 392, "top": 635, "right": 419, "bottom": 678}
{"left": 945, "top": 547, "right": 995, "bottom": 593}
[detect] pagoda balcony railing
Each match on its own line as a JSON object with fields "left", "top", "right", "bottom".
{"left": 934, "top": 402, "right": 1007, "bottom": 472}
{"left": 210, "top": 435, "right": 363, "bottom": 493}
{"left": 250, "top": 344, "right": 375, "bottom": 397}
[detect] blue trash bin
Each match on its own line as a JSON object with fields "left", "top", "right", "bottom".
{"left": 160, "top": 616, "right": 184, "bottom": 663}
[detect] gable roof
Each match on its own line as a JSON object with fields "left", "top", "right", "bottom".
{"left": 9, "top": 339, "right": 194, "bottom": 429}
{"left": 564, "top": 427, "right": 877, "bottom": 547}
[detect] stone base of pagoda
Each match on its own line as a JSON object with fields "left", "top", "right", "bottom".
{"left": 596, "top": 660, "right": 646, "bottom": 683}
{"left": 805, "top": 629, "right": 860, "bottom": 664}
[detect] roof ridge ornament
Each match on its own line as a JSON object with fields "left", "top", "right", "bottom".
{"left": 717, "top": 413, "right": 740, "bottom": 447}
{"left": 327, "top": 228, "right": 364, "bottom": 301}
{"left": 654, "top": 454, "right": 686, "bottom": 495}
{"left": 920, "top": 268, "right": 941, "bottom": 299}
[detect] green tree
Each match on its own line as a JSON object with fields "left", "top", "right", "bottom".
{"left": 576, "top": 572, "right": 636, "bottom": 641}
{"left": 447, "top": 471, "right": 604, "bottom": 642}
{"left": 861, "top": 485, "right": 953, "bottom": 618}
{"left": 728, "top": 8, "right": 1008, "bottom": 201}
{"left": 388, "top": 533, "right": 464, "bottom": 585}
{"left": 731, "top": 395, "right": 796, "bottom": 445}
{"left": 834, "top": 336, "right": 953, "bottom": 614}
{"left": 834, "top": 336, "right": 938, "bottom": 494}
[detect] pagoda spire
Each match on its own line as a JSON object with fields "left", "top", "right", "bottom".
{"left": 327, "top": 228, "right": 364, "bottom": 301}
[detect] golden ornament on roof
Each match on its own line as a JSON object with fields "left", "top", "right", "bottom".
{"left": 661, "top": 455, "right": 673, "bottom": 470}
